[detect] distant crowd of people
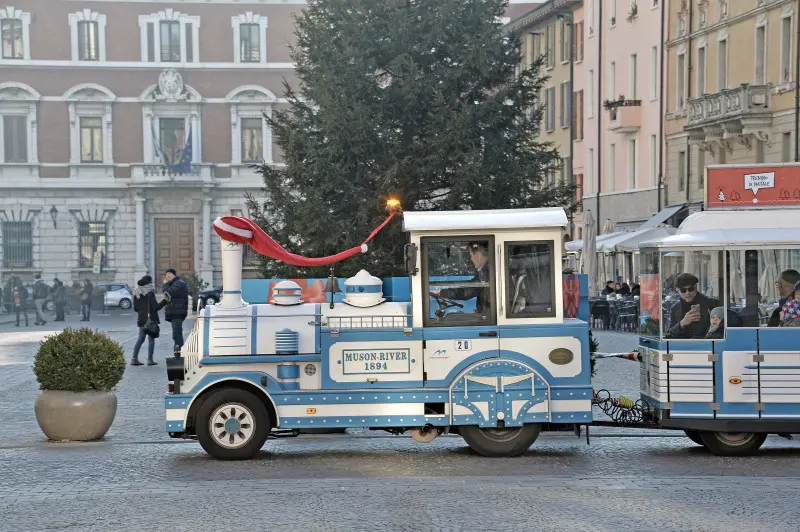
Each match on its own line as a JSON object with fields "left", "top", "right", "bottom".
{"left": 2, "top": 274, "right": 94, "bottom": 327}
{"left": 601, "top": 281, "right": 640, "bottom": 298}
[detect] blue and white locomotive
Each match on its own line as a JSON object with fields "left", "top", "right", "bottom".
{"left": 164, "top": 207, "right": 592, "bottom": 459}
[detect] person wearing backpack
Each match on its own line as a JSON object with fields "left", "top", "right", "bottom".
{"left": 131, "top": 275, "right": 167, "bottom": 366}
{"left": 13, "top": 279, "right": 29, "bottom": 327}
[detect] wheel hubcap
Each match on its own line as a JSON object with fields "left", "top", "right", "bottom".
{"left": 210, "top": 403, "right": 255, "bottom": 449}
{"left": 716, "top": 432, "right": 754, "bottom": 446}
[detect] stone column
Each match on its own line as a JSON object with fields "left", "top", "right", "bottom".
{"left": 134, "top": 194, "right": 147, "bottom": 279}
{"left": 200, "top": 195, "right": 214, "bottom": 287}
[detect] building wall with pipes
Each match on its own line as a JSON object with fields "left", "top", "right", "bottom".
{"left": 664, "top": 0, "right": 799, "bottom": 213}
{"left": 579, "top": 0, "right": 663, "bottom": 233}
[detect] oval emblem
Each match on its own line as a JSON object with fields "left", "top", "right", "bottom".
{"left": 729, "top": 377, "right": 742, "bottom": 385}
{"left": 549, "top": 348, "right": 574, "bottom": 365}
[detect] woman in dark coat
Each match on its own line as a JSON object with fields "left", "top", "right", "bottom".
{"left": 131, "top": 275, "right": 167, "bottom": 366}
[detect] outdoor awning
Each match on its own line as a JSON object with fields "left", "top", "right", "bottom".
{"left": 637, "top": 204, "right": 686, "bottom": 230}
{"left": 565, "top": 231, "right": 624, "bottom": 252}
{"left": 598, "top": 226, "right": 677, "bottom": 253}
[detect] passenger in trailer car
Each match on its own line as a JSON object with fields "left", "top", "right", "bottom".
{"left": 666, "top": 273, "right": 720, "bottom": 339}
{"left": 433, "top": 241, "right": 491, "bottom": 315}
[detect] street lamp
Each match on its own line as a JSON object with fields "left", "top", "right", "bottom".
{"left": 49, "top": 205, "right": 58, "bottom": 228}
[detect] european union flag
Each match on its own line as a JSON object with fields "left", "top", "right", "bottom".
{"left": 170, "top": 128, "right": 192, "bottom": 174}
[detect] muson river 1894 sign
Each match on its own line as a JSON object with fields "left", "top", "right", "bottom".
{"left": 342, "top": 349, "right": 412, "bottom": 374}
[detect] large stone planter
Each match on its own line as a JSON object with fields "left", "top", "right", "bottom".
{"left": 34, "top": 391, "right": 117, "bottom": 442}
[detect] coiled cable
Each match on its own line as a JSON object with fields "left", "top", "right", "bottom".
{"left": 591, "top": 389, "right": 654, "bottom": 425}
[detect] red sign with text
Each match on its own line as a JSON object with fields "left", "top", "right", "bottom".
{"left": 706, "top": 164, "right": 800, "bottom": 208}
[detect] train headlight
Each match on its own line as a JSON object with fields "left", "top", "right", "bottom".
{"left": 548, "top": 348, "right": 574, "bottom": 365}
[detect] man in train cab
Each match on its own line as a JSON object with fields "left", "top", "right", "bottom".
{"left": 432, "top": 241, "right": 491, "bottom": 315}
{"left": 768, "top": 269, "right": 800, "bottom": 327}
{"left": 666, "top": 273, "right": 720, "bottom": 339}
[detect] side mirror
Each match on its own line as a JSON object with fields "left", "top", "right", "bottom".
{"left": 404, "top": 244, "right": 418, "bottom": 276}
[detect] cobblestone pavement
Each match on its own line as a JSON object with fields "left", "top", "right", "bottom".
{"left": 2, "top": 320, "right": 799, "bottom": 531}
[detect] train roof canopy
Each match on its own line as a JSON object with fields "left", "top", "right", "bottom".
{"left": 403, "top": 207, "right": 568, "bottom": 232}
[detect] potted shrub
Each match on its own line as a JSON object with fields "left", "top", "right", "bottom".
{"left": 33, "top": 327, "right": 126, "bottom": 441}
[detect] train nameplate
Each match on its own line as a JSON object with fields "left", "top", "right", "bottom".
{"left": 342, "top": 349, "right": 412, "bottom": 375}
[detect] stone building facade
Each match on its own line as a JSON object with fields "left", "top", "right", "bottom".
{"left": 664, "top": 0, "right": 798, "bottom": 215}
{"left": 0, "top": 0, "right": 300, "bottom": 289}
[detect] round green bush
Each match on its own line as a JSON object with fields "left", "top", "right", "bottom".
{"left": 33, "top": 328, "right": 126, "bottom": 393}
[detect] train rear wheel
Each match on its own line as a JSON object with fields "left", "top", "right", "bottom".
{"left": 699, "top": 431, "right": 766, "bottom": 456}
{"left": 460, "top": 424, "right": 541, "bottom": 457}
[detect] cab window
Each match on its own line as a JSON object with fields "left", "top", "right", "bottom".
{"left": 728, "top": 249, "right": 800, "bottom": 328}
{"left": 422, "top": 236, "right": 496, "bottom": 327}
{"left": 505, "top": 241, "right": 555, "bottom": 318}
{"left": 661, "top": 250, "right": 723, "bottom": 339}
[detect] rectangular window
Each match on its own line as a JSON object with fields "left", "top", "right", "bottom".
{"left": 609, "top": 61, "right": 616, "bottom": 99}
{"left": 610, "top": 0, "right": 617, "bottom": 25}
{"left": 573, "top": 90, "right": 584, "bottom": 140}
{"left": 560, "top": 82, "right": 571, "bottom": 128}
{"left": 561, "top": 20, "right": 571, "bottom": 62}
{"left": 650, "top": 46, "right": 658, "bottom": 100}
{"left": 505, "top": 241, "right": 555, "bottom": 318}
{"left": 629, "top": 138, "right": 637, "bottom": 188}
{"left": 781, "top": 17, "right": 793, "bottom": 84}
{"left": 3, "top": 115, "right": 27, "bottom": 163}
{"left": 697, "top": 147, "right": 705, "bottom": 189}
{"left": 2, "top": 221, "right": 32, "bottom": 268}
{"left": 650, "top": 134, "right": 657, "bottom": 186}
{"left": 78, "top": 222, "right": 107, "bottom": 268}
{"left": 629, "top": 53, "right": 637, "bottom": 99}
{"left": 241, "top": 117, "right": 263, "bottom": 163}
{"left": 574, "top": 21, "right": 584, "bottom": 61}
{"left": 588, "top": 69, "right": 595, "bottom": 117}
{"left": 80, "top": 117, "right": 103, "bottom": 163}
{"left": 547, "top": 23, "right": 556, "bottom": 67}
{"left": 718, "top": 39, "right": 728, "bottom": 90}
{"left": 545, "top": 87, "right": 556, "bottom": 131}
{"left": 678, "top": 150, "right": 686, "bottom": 191}
{"left": 783, "top": 132, "right": 792, "bottom": 162}
{"left": 185, "top": 22, "right": 194, "bottom": 63}
{"left": 160, "top": 21, "right": 181, "bottom": 62}
{"left": 1, "top": 18, "right": 22, "bottom": 59}
{"left": 587, "top": 148, "right": 594, "bottom": 193}
{"left": 158, "top": 118, "right": 186, "bottom": 164}
{"left": 588, "top": 0, "right": 595, "bottom": 35}
{"left": 422, "top": 237, "right": 496, "bottom": 327}
{"left": 755, "top": 24, "right": 766, "bottom": 85}
{"left": 77, "top": 21, "right": 99, "bottom": 61}
{"left": 697, "top": 46, "right": 706, "bottom": 95}
{"left": 146, "top": 22, "right": 155, "bottom": 62}
{"left": 609, "top": 143, "right": 616, "bottom": 190}
{"left": 677, "top": 53, "right": 686, "bottom": 109}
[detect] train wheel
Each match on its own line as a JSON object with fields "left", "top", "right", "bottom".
{"left": 460, "top": 424, "right": 541, "bottom": 457}
{"left": 196, "top": 388, "right": 271, "bottom": 460}
{"left": 699, "top": 431, "right": 767, "bottom": 456}
{"left": 683, "top": 430, "right": 705, "bottom": 446}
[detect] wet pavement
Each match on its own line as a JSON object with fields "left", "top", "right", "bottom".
{"left": 2, "top": 318, "right": 799, "bottom": 531}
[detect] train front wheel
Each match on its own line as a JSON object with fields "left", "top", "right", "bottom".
{"left": 460, "top": 424, "right": 541, "bottom": 457}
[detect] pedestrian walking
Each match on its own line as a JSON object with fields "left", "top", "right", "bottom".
{"left": 80, "top": 278, "right": 94, "bottom": 322}
{"left": 131, "top": 275, "right": 167, "bottom": 366}
{"left": 53, "top": 278, "right": 66, "bottom": 322}
{"left": 162, "top": 268, "right": 189, "bottom": 356}
{"left": 13, "top": 279, "right": 29, "bottom": 327}
{"left": 32, "top": 274, "right": 48, "bottom": 326}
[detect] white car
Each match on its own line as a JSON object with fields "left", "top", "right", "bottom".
{"left": 98, "top": 283, "right": 134, "bottom": 310}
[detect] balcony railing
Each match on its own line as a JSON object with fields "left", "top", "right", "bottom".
{"left": 130, "top": 163, "right": 216, "bottom": 183}
{"left": 686, "top": 84, "right": 771, "bottom": 128}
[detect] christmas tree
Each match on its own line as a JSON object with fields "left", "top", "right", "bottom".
{"left": 247, "top": 0, "right": 576, "bottom": 278}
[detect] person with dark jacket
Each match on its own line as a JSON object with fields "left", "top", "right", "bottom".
{"left": 80, "top": 279, "right": 94, "bottom": 322}
{"left": 162, "top": 268, "right": 189, "bottom": 355}
{"left": 131, "top": 275, "right": 167, "bottom": 366}
{"left": 32, "top": 274, "right": 48, "bottom": 326}
{"left": 666, "top": 273, "right": 721, "bottom": 339}
{"left": 433, "top": 242, "right": 491, "bottom": 316}
{"left": 13, "top": 279, "right": 29, "bottom": 327}
{"left": 52, "top": 278, "right": 67, "bottom": 322}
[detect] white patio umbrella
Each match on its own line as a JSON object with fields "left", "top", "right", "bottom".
{"left": 729, "top": 250, "right": 745, "bottom": 303}
{"left": 582, "top": 210, "right": 597, "bottom": 296}
{"left": 760, "top": 249, "right": 779, "bottom": 301}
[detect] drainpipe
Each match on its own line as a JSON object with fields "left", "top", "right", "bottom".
{"left": 795, "top": 0, "right": 800, "bottom": 161}
{"left": 568, "top": 10, "right": 575, "bottom": 236}
{"left": 596, "top": 0, "right": 603, "bottom": 226}
{"left": 685, "top": 0, "right": 693, "bottom": 204}
{"left": 657, "top": 0, "right": 665, "bottom": 210}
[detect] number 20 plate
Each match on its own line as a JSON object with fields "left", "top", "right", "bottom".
{"left": 455, "top": 340, "right": 472, "bottom": 351}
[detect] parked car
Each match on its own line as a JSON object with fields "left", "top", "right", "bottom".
{"left": 197, "top": 287, "right": 222, "bottom": 311}
{"left": 97, "top": 283, "right": 134, "bottom": 309}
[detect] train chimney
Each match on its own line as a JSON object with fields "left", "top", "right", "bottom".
{"left": 219, "top": 238, "right": 246, "bottom": 308}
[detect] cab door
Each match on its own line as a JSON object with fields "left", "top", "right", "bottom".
{"left": 419, "top": 236, "right": 500, "bottom": 387}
